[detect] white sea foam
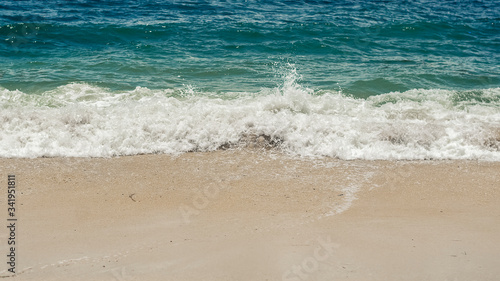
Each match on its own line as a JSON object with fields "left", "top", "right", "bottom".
{"left": 1, "top": 80, "right": 499, "bottom": 160}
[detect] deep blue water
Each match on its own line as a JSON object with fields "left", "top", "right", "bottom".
{"left": 1, "top": 0, "right": 499, "bottom": 95}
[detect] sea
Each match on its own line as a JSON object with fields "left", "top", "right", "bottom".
{"left": 1, "top": 0, "right": 499, "bottom": 160}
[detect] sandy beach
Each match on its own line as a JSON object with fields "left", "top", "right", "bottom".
{"left": 1, "top": 149, "right": 499, "bottom": 280}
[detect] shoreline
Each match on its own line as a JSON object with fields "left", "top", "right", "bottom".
{"left": 1, "top": 150, "right": 499, "bottom": 280}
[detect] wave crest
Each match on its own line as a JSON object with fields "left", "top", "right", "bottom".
{"left": 1, "top": 82, "right": 499, "bottom": 159}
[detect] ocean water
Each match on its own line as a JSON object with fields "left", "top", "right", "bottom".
{"left": 1, "top": 0, "right": 499, "bottom": 159}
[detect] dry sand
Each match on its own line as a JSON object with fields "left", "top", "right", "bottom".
{"left": 0, "top": 150, "right": 499, "bottom": 280}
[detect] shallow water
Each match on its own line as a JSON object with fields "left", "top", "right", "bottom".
{"left": 1, "top": 0, "right": 499, "bottom": 159}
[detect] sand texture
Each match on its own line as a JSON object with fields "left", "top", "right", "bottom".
{"left": 1, "top": 150, "right": 499, "bottom": 280}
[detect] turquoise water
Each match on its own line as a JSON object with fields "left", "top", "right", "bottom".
{"left": 2, "top": 0, "right": 499, "bottom": 94}
{"left": 1, "top": 0, "right": 499, "bottom": 159}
